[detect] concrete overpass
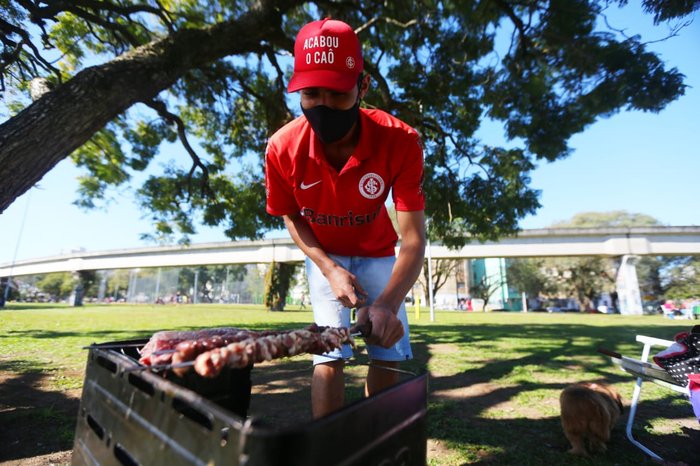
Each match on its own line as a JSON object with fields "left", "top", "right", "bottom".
{"left": 2, "top": 226, "right": 699, "bottom": 278}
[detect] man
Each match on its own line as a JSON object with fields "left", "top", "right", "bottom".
{"left": 265, "top": 18, "right": 426, "bottom": 418}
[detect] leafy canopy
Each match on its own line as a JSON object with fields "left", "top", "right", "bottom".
{"left": 1, "top": 0, "right": 696, "bottom": 246}
{"left": 549, "top": 210, "right": 662, "bottom": 228}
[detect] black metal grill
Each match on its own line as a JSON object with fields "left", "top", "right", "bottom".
{"left": 72, "top": 339, "right": 427, "bottom": 466}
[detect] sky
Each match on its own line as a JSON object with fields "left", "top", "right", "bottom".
{"left": 1, "top": 7, "right": 699, "bottom": 265}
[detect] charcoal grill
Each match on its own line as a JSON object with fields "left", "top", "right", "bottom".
{"left": 72, "top": 339, "right": 428, "bottom": 466}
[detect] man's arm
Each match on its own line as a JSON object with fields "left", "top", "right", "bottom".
{"left": 283, "top": 213, "right": 368, "bottom": 308}
{"left": 357, "top": 210, "right": 426, "bottom": 347}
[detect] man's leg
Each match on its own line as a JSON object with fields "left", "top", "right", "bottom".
{"left": 312, "top": 359, "right": 345, "bottom": 418}
{"left": 365, "top": 360, "right": 399, "bottom": 397}
{"left": 306, "top": 256, "right": 353, "bottom": 418}
{"left": 352, "top": 256, "right": 412, "bottom": 397}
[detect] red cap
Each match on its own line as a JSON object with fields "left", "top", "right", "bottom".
{"left": 288, "top": 19, "right": 363, "bottom": 93}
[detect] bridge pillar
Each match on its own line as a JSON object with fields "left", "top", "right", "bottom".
{"left": 615, "top": 255, "right": 643, "bottom": 315}
{"left": 68, "top": 271, "right": 84, "bottom": 307}
{"left": 97, "top": 273, "right": 107, "bottom": 302}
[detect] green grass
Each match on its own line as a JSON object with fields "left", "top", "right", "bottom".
{"left": 1, "top": 303, "right": 312, "bottom": 379}
{"left": 1, "top": 303, "right": 697, "bottom": 464}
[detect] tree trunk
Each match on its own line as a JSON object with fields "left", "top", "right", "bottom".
{"left": 0, "top": 0, "right": 299, "bottom": 212}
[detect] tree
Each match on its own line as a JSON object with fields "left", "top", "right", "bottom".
{"left": 635, "top": 255, "right": 665, "bottom": 300}
{"left": 217, "top": 265, "right": 248, "bottom": 302}
{"left": 264, "top": 261, "right": 297, "bottom": 311}
{"left": 391, "top": 204, "right": 456, "bottom": 301}
{"left": 179, "top": 264, "right": 247, "bottom": 302}
{"left": 35, "top": 272, "right": 75, "bottom": 301}
{"left": 176, "top": 266, "right": 236, "bottom": 302}
{"left": 0, "top": 277, "right": 19, "bottom": 303}
{"left": 106, "top": 269, "right": 131, "bottom": 301}
{"left": 549, "top": 211, "right": 661, "bottom": 229}
{"left": 546, "top": 256, "right": 615, "bottom": 311}
{"left": 545, "top": 210, "right": 667, "bottom": 309}
{"left": 238, "top": 264, "right": 267, "bottom": 304}
{"left": 469, "top": 272, "right": 504, "bottom": 310}
{"left": 1, "top": 1, "right": 696, "bottom": 245}
{"left": 72, "top": 269, "right": 98, "bottom": 305}
{"left": 663, "top": 257, "right": 700, "bottom": 300}
{"left": 418, "top": 258, "right": 462, "bottom": 304}
{"left": 507, "top": 258, "right": 553, "bottom": 302}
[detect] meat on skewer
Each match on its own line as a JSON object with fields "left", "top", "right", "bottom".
{"left": 139, "top": 327, "right": 253, "bottom": 366}
{"left": 139, "top": 324, "right": 324, "bottom": 366}
{"left": 190, "top": 326, "right": 354, "bottom": 378}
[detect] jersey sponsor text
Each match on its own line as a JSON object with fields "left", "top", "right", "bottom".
{"left": 301, "top": 205, "right": 382, "bottom": 227}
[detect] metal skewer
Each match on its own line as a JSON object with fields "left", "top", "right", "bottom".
{"left": 83, "top": 342, "right": 145, "bottom": 350}
{"left": 148, "top": 324, "right": 371, "bottom": 357}
{"left": 120, "top": 323, "right": 376, "bottom": 374}
{"left": 130, "top": 356, "right": 415, "bottom": 376}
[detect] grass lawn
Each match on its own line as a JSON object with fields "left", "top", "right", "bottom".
{"left": 1, "top": 303, "right": 698, "bottom": 465}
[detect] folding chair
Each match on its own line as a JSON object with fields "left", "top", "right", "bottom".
{"left": 602, "top": 335, "right": 690, "bottom": 462}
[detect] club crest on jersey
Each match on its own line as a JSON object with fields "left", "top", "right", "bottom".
{"left": 359, "top": 173, "right": 385, "bottom": 199}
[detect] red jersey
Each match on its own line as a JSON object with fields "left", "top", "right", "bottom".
{"left": 265, "top": 108, "right": 425, "bottom": 257}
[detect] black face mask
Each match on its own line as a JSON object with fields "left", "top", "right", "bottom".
{"left": 301, "top": 103, "right": 360, "bottom": 144}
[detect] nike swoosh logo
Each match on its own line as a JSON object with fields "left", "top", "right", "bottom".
{"left": 300, "top": 180, "right": 322, "bottom": 190}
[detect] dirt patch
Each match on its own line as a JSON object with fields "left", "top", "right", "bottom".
{"left": 432, "top": 381, "right": 510, "bottom": 400}
{"left": 426, "top": 438, "right": 457, "bottom": 464}
{"left": 1, "top": 451, "right": 72, "bottom": 466}
{"left": 428, "top": 343, "right": 460, "bottom": 354}
{"left": 247, "top": 358, "right": 315, "bottom": 426}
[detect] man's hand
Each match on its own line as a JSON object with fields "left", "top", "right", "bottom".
{"left": 326, "top": 266, "right": 368, "bottom": 308}
{"left": 356, "top": 304, "right": 404, "bottom": 348}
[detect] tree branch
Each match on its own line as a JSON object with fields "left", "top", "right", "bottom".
{"left": 0, "top": 0, "right": 306, "bottom": 212}
{"left": 65, "top": 5, "right": 143, "bottom": 46}
{"left": 27, "top": 0, "right": 173, "bottom": 31}
{"left": 145, "top": 99, "right": 213, "bottom": 201}
{"left": 494, "top": 0, "right": 533, "bottom": 56}
{"left": 0, "top": 17, "right": 62, "bottom": 78}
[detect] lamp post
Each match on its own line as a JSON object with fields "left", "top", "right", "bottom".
{"left": 426, "top": 218, "right": 435, "bottom": 322}
{"left": 3, "top": 192, "right": 32, "bottom": 306}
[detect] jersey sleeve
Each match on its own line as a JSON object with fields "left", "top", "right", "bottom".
{"left": 265, "top": 140, "right": 299, "bottom": 216}
{"left": 392, "top": 129, "right": 425, "bottom": 211}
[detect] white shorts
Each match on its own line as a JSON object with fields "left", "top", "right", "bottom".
{"left": 306, "top": 255, "right": 413, "bottom": 365}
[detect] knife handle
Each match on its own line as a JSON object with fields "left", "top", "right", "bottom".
{"left": 350, "top": 320, "right": 372, "bottom": 338}
{"left": 597, "top": 347, "right": 622, "bottom": 359}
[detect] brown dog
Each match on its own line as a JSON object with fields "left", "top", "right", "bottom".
{"left": 560, "top": 382, "right": 623, "bottom": 456}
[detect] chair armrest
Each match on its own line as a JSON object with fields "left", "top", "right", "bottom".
{"left": 635, "top": 335, "right": 674, "bottom": 363}
{"left": 635, "top": 335, "right": 674, "bottom": 347}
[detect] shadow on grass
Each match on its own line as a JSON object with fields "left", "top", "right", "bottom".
{"left": 2, "top": 322, "right": 309, "bottom": 341}
{"left": 407, "top": 320, "right": 699, "bottom": 465}
{"left": 0, "top": 303, "right": 71, "bottom": 311}
{"left": 2, "top": 317, "right": 698, "bottom": 464}
{"left": 0, "top": 360, "right": 79, "bottom": 462}
{"left": 3, "top": 329, "right": 156, "bottom": 342}
{"left": 425, "top": 396, "right": 699, "bottom": 466}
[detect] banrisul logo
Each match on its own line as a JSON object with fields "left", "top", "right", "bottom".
{"left": 359, "top": 173, "right": 384, "bottom": 199}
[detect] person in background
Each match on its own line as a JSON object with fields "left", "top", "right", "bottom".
{"left": 265, "top": 18, "right": 426, "bottom": 418}
{"left": 662, "top": 299, "right": 677, "bottom": 318}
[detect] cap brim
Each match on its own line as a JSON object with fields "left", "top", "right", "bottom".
{"left": 288, "top": 69, "right": 359, "bottom": 93}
